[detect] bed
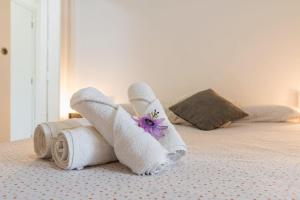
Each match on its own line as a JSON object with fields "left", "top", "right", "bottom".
{"left": 1, "top": 122, "right": 300, "bottom": 200}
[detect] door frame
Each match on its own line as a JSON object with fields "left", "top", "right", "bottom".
{"left": 37, "top": 0, "right": 61, "bottom": 123}
{"left": 12, "top": 0, "right": 61, "bottom": 126}
{"left": 46, "top": 0, "right": 61, "bottom": 122}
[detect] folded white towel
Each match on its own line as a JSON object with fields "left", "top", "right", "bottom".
{"left": 71, "top": 87, "right": 170, "bottom": 175}
{"left": 128, "top": 82, "right": 187, "bottom": 161}
{"left": 34, "top": 118, "right": 90, "bottom": 158}
{"left": 52, "top": 126, "right": 117, "bottom": 170}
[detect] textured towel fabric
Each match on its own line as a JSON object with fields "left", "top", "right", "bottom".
{"left": 71, "top": 87, "right": 170, "bottom": 175}
{"left": 128, "top": 82, "right": 187, "bottom": 161}
{"left": 33, "top": 118, "right": 91, "bottom": 158}
{"left": 52, "top": 126, "right": 117, "bottom": 170}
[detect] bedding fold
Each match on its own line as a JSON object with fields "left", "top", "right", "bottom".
{"left": 34, "top": 118, "right": 90, "bottom": 158}
{"left": 128, "top": 82, "right": 187, "bottom": 161}
{"left": 52, "top": 126, "right": 117, "bottom": 170}
{"left": 70, "top": 87, "right": 170, "bottom": 175}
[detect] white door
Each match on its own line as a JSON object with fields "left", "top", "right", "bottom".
{"left": 11, "top": 1, "right": 36, "bottom": 141}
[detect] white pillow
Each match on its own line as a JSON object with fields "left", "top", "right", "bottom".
{"left": 238, "top": 105, "right": 300, "bottom": 122}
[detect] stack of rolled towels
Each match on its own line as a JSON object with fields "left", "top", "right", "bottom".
{"left": 34, "top": 82, "right": 187, "bottom": 175}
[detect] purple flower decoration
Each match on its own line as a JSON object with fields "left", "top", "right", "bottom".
{"left": 133, "top": 110, "right": 168, "bottom": 139}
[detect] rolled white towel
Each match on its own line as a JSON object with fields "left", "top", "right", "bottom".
{"left": 34, "top": 118, "right": 90, "bottom": 158}
{"left": 128, "top": 82, "right": 187, "bottom": 161}
{"left": 71, "top": 87, "right": 170, "bottom": 175}
{"left": 52, "top": 126, "right": 117, "bottom": 170}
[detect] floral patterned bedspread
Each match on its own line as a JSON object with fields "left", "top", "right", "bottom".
{"left": 1, "top": 123, "right": 300, "bottom": 200}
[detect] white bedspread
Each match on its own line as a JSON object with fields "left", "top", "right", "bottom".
{"left": 1, "top": 123, "right": 300, "bottom": 200}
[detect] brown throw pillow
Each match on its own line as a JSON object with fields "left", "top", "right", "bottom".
{"left": 169, "top": 89, "right": 248, "bottom": 130}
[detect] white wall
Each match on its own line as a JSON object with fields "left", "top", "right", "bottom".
{"left": 64, "top": 0, "right": 300, "bottom": 115}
